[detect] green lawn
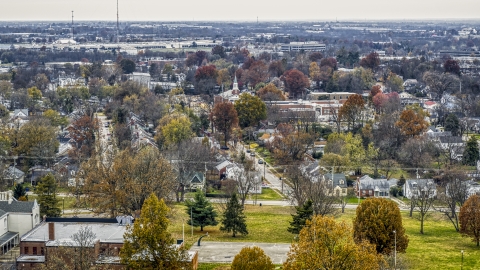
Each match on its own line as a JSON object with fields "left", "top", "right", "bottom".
{"left": 254, "top": 188, "right": 284, "bottom": 201}
{"left": 171, "top": 203, "right": 480, "bottom": 270}
{"left": 168, "top": 204, "right": 295, "bottom": 245}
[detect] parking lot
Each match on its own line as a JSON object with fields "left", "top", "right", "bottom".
{"left": 189, "top": 241, "right": 291, "bottom": 264}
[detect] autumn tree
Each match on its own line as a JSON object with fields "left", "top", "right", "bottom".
{"left": 283, "top": 215, "right": 384, "bottom": 270}
{"left": 309, "top": 62, "right": 322, "bottom": 89}
{"left": 231, "top": 246, "right": 274, "bottom": 270}
{"left": 463, "top": 136, "right": 479, "bottom": 166}
{"left": 287, "top": 199, "right": 313, "bottom": 235}
{"left": 281, "top": 69, "right": 309, "bottom": 99}
{"left": 385, "top": 72, "right": 404, "bottom": 92}
{"left": 268, "top": 60, "right": 285, "bottom": 77}
{"left": 444, "top": 59, "right": 461, "bottom": 76}
{"left": 210, "top": 101, "right": 239, "bottom": 146}
{"left": 35, "top": 173, "right": 61, "bottom": 217}
{"left": 395, "top": 108, "right": 429, "bottom": 137}
{"left": 68, "top": 114, "right": 99, "bottom": 160}
{"left": 257, "top": 83, "right": 285, "bottom": 101}
{"left": 15, "top": 118, "right": 58, "bottom": 166}
{"left": 121, "top": 193, "right": 189, "bottom": 268}
{"left": 194, "top": 65, "right": 217, "bottom": 96}
{"left": 211, "top": 45, "right": 226, "bottom": 58}
{"left": 221, "top": 193, "right": 248, "bottom": 237}
{"left": 460, "top": 195, "right": 480, "bottom": 246}
{"left": 422, "top": 71, "right": 459, "bottom": 98}
{"left": 359, "top": 52, "right": 380, "bottom": 70}
{"left": 338, "top": 94, "right": 366, "bottom": 132}
{"left": 43, "top": 109, "right": 68, "bottom": 127}
{"left": 81, "top": 147, "right": 176, "bottom": 217}
{"left": 353, "top": 198, "right": 409, "bottom": 254}
{"left": 271, "top": 124, "right": 314, "bottom": 164}
{"left": 246, "top": 60, "right": 269, "bottom": 87}
{"left": 234, "top": 93, "right": 267, "bottom": 128}
{"left": 157, "top": 114, "right": 193, "bottom": 148}
{"left": 185, "top": 190, "right": 218, "bottom": 231}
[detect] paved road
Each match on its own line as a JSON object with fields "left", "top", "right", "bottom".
{"left": 190, "top": 241, "right": 291, "bottom": 264}
{"left": 236, "top": 144, "right": 293, "bottom": 199}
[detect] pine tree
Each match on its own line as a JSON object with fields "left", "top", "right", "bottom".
{"left": 35, "top": 173, "right": 61, "bottom": 217}
{"left": 185, "top": 190, "right": 218, "bottom": 231}
{"left": 287, "top": 200, "right": 313, "bottom": 234}
{"left": 463, "top": 136, "right": 479, "bottom": 166}
{"left": 221, "top": 193, "right": 248, "bottom": 237}
{"left": 121, "top": 193, "right": 189, "bottom": 269}
{"left": 13, "top": 184, "right": 26, "bottom": 200}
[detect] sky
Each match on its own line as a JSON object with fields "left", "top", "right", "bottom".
{"left": 2, "top": 0, "right": 480, "bottom": 22}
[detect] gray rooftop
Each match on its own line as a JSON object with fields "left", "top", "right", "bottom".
{"left": 0, "top": 200, "right": 35, "bottom": 213}
{"left": 22, "top": 222, "right": 127, "bottom": 244}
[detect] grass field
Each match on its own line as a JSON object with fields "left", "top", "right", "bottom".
{"left": 170, "top": 203, "right": 480, "bottom": 270}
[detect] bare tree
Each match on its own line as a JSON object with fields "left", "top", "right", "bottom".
{"left": 286, "top": 165, "right": 337, "bottom": 216}
{"left": 412, "top": 181, "right": 437, "bottom": 234}
{"left": 165, "top": 139, "right": 214, "bottom": 202}
{"left": 228, "top": 163, "right": 259, "bottom": 206}
{"left": 436, "top": 170, "right": 469, "bottom": 231}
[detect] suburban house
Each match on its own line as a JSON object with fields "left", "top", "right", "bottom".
{"left": 0, "top": 191, "right": 40, "bottom": 256}
{"left": 300, "top": 162, "right": 348, "bottom": 196}
{"left": 16, "top": 218, "right": 198, "bottom": 270}
{"left": 4, "top": 166, "right": 25, "bottom": 184}
{"left": 323, "top": 173, "right": 348, "bottom": 197}
{"left": 188, "top": 172, "right": 205, "bottom": 191}
{"left": 226, "top": 163, "right": 262, "bottom": 194}
{"left": 356, "top": 175, "right": 390, "bottom": 198}
{"left": 437, "top": 136, "right": 464, "bottom": 161}
{"left": 404, "top": 179, "right": 437, "bottom": 199}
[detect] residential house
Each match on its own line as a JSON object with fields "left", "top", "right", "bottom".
{"left": 323, "top": 173, "right": 348, "bottom": 197}
{"left": 226, "top": 163, "right": 261, "bottom": 194}
{"left": 4, "top": 166, "right": 25, "bottom": 184}
{"left": 128, "top": 72, "right": 151, "bottom": 87}
{"left": 28, "top": 166, "right": 54, "bottom": 186}
{"left": 438, "top": 136, "right": 464, "bottom": 161}
{"left": 356, "top": 175, "right": 390, "bottom": 198}
{"left": 0, "top": 190, "right": 40, "bottom": 256}
{"left": 188, "top": 172, "right": 205, "bottom": 191}
{"left": 404, "top": 179, "right": 437, "bottom": 199}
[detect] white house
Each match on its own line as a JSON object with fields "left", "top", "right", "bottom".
{"left": 0, "top": 191, "right": 40, "bottom": 255}
{"left": 226, "top": 164, "right": 262, "bottom": 194}
{"left": 404, "top": 179, "right": 437, "bottom": 199}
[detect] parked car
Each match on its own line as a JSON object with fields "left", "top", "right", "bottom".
{"left": 246, "top": 149, "right": 251, "bottom": 153}
{"left": 250, "top": 152, "right": 255, "bottom": 156}
{"left": 258, "top": 159, "right": 264, "bottom": 164}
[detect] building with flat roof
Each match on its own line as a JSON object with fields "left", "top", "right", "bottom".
{"left": 280, "top": 42, "right": 326, "bottom": 52}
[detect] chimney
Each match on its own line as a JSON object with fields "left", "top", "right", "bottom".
{"left": 48, "top": 223, "right": 55, "bottom": 241}
{"left": 7, "top": 190, "right": 13, "bottom": 204}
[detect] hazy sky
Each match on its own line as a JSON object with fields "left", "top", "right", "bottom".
{"left": 3, "top": 0, "right": 480, "bottom": 21}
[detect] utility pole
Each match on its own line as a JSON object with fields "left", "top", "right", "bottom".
{"left": 116, "top": 0, "right": 120, "bottom": 43}
{"left": 71, "top": 11, "right": 74, "bottom": 41}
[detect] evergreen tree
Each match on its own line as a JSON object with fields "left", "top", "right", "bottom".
{"left": 287, "top": 199, "right": 313, "bottom": 234}
{"left": 444, "top": 113, "right": 460, "bottom": 136}
{"left": 185, "top": 190, "right": 218, "bottom": 231}
{"left": 463, "top": 136, "right": 479, "bottom": 166}
{"left": 398, "top": 174, "right": 406, "bottom": 187}
{"left": 13, "top": 184, "right": 26, "bottom": 200}
{"left": 221, "top": 193, "right": 248, "bottom": 237}
{"left": 35, "top": 173, "right": 61, "bottom": 217}
{"left": 121, "top": 193, "right": 189, "bottom": 269}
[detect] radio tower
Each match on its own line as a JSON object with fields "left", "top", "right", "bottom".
{"left": 71, "top": 11, "right": 74, "bottom": 41}
{"left": 116, "top": 0, "right": 119, "bottom": 43}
